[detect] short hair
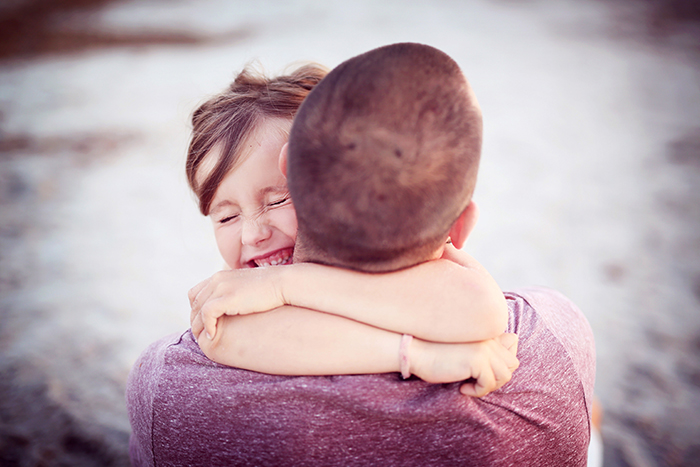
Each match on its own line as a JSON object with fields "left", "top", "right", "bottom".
{"left": 186, "top": 63, "right": 328, "bottom": 215}
{"left": 287, "top": 43, "right": 482, "bottom": 272}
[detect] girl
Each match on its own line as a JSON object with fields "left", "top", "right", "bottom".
{"left": 186, "top": 63, "right": 518, "bottom": 396}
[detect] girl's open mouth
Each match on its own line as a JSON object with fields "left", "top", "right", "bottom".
{"left": 248, "top": 247, "right": 294, "bottom": 267}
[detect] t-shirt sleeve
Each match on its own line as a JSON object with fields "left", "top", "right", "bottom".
{"left": 489, "top": 287, "right": 596, "bottom": 466}
{"left": 126, "top": 332, "right": 185, "bottom": 467}
{"left": 516, "top": 286, "right": 596, "bottom": 414}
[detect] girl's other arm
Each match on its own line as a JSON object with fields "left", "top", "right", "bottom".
{"left": 280, "top": 248, "right": 507, "bottom": 342}
{"left": 194, "top": 308, "right": 518, "bottom": 396}
{"left": 192, "top": 245, "right": 507, "bottom": 343}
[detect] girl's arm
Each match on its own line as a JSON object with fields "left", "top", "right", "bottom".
{"left": 191, "top": 245, "right": 507, "bottom": 343}
{"left": 194, "top": 307, "right": 518, "bottom": 397}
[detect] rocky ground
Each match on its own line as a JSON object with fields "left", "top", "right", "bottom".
{"left": 1, "top": 0, "right": 699, "bottom": 466}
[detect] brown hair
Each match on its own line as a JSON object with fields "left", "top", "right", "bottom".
{"left": 186, "top": 63, "right": 329, "bottom": 215}
{"left": 287, "top": 43, "right": 482, "bottom": 272}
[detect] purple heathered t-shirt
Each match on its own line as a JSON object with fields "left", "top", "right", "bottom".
{"left": 127, "top": 287, "right": 595, "bottom": 466}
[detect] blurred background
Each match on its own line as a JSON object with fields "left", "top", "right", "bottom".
{"left": 0, "top": 0, "right": 699, "bottom": 465}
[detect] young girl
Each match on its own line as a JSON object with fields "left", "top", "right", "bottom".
{"left": 185, "top": 63, "right": 518, "bottom": 397}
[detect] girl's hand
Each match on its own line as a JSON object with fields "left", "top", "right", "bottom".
{"left": 409, "top": 333, "right": 519, "bottom": 397}
{"left": 189, "top": 267, "right": 287, "bottom": 340}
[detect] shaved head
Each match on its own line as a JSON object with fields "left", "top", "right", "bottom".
{"left": 288, "top": 43, "right": 482, "bottom": 272}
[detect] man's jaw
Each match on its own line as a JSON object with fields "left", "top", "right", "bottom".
{"left": 245, "top": 247, "right": 294, "bottom": 268}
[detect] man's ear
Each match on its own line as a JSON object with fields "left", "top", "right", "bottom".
{"left": 278, "top": 143, "right": 289, "bottom": 177}
{"left": 448, "top": 201, "right": 479, "bottom": 249}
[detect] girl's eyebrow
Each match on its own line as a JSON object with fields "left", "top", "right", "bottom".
{"left": 210, "top": 186, "right": 287, "bottom": 215}
{"left": 209, "top": 200, "right": 236, "bottom": 215}
{"left": 260, "top": 185, "right": 289, "bottom": 196}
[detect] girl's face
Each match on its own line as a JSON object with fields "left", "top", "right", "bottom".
{"left": 202, "top": 118, "right": 297, "bottom": 269}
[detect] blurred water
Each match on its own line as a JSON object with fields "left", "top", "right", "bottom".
{"left": 1, "top": 0, "right": 699, "bottom": 465}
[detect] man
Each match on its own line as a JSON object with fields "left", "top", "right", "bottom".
{"left": 127, "top": 43, "right": 595, "bottom": 466}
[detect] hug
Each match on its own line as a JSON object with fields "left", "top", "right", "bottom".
{"left": 127, "top": 42, "right": 595, "bottom": 466}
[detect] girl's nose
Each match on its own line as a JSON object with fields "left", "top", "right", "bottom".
{"left": 241, "top": 217, "right": 272, "bottom": 246}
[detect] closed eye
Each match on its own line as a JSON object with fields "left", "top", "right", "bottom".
{"left": 218, "top": 214, "right": 239, "bottom": 224}
{"left": 268, "top": 197, "right": 290, "bottom": 207}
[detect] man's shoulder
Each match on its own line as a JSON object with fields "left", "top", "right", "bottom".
{"left": 502, "top": 286, "right": 596, "bottom": 430}
{"left": 506, "top": 286, "right": 591, "bottom": 332}
{"left": 134, "top": 331, "right": 188, "bottom": 362}
{"left": 127, "top": 331, "right": 200, "bottom": 385}
{"left": 505, "top": 286, "right": 595, "bottom": 384}
{"left": 127, "top": 331, "right": 185, "bottom": 398}
{"left": 126, "top": 330, "right": 264, "bottom": 466}
{"left": 127, "top": 329, "right": 262, "bottom": 394}
{"left": 126, "top": 331, "right": 188, "bottom": 467}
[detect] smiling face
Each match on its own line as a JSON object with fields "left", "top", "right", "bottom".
{"left": 200, "top": 118, "right": 298, "bottom": 269}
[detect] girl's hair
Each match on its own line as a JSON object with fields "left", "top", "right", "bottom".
{"left": 186, "top": 62, "right": 329, "bottom": 215}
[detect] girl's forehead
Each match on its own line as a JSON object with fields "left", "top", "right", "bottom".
{"left": 195, "top": 118, "right": 292, "bottom": 189}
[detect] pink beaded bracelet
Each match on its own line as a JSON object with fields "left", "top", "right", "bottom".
{"left": 400, "top": 334, "right": 413, "bottom": 379}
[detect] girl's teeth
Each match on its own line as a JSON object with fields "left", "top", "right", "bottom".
{"left": 254, "top": 251, "right": 292, "bottom": 267}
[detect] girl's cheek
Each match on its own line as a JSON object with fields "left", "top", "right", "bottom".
{"left": 282, "top": 206, "right": 299, "bottom": 240}
{"left": 214, "top": 229, "right": 242, "bottom": 269}
{"left": 267, "top": 209, "right": 296, "bottom": 242}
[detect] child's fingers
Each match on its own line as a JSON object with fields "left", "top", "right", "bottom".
{"left": 503, "top": 346, "right": 520, "bottom": 373}
{"left": 188, "top": 278, "right": 210, "bottom": 309}
{"left": 494, "top": 335, "right": 519, "bottom": 373}
{"left": 497, "top": 333, "right": 518, "bottom": 353}
{"left": 191, "top": 312, "right": 204, "bottom": 340}
{"left": 459, "top": 381, "right": 479, "bottom": 397}
{"left": 497, "top": 333, "right": 520, "bottom": 372}
{"left": 506, "top": 353, "right": 520, "bottom": 373}
{"left": 459, "top": 373, "right": 493, "bottom": 398}
{"left": 191, "top": 271, "right": 233, "bottom": 312}
{"left": 470, "top": 366, "right": 496, "bottom": 398}
{"left": 490, "top": 356, "right": 514, "bottom": 391}
{"left": 190, "top": 298, "right": 202, "bottom": 325}
{"left": 190, "top": 271, "right": 240, "bottom": 318}
{"left": 201, "top": 304, "right": 220, "bottom": 341}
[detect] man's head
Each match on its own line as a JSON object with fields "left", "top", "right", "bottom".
{"left": 286, "top": 43, "right": 483, "bottom": 272}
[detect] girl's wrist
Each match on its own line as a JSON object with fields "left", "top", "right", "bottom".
{"left": 276, "top": 262, "right": 298, "bottom": 306}
{"left": 400, "top": 334, "right": 413, "bottom": 379}
{"left": 279, "top": 262, "right": 322, "bottom": 307}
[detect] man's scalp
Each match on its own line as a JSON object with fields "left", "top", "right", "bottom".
{"left": 288, "top": 43, "right": 482, "bottom": 272}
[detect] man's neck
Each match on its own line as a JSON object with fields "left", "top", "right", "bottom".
{"left": 292, "top": 236, "right": 444, "bottom": 273}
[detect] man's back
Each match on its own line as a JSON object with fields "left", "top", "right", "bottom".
{"left": 127, "top": 286, "right": 594, "bottom": 466}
